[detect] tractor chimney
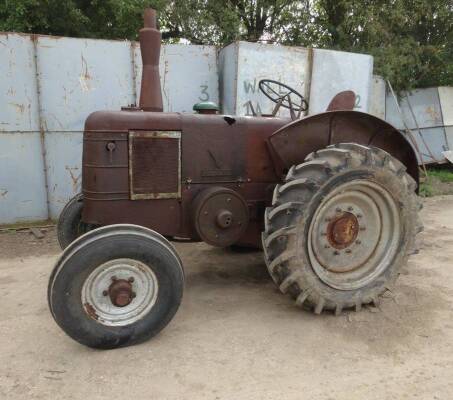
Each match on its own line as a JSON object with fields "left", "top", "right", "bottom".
{"left": 139, "top": 8, "right": 163, "bottom": 111}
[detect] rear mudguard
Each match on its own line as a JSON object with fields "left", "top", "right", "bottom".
{"left": 267, "top": 110, "right": 419, "bottom": 187}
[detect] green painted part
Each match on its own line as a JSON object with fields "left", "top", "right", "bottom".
{"left": 193, "top": 101, "right": 219, "bottom": 111}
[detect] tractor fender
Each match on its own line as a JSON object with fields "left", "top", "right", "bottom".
{"left": 267, "top": 110, "right": 419, "bottom": 186}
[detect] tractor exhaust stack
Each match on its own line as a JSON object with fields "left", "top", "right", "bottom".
{"left": 139, "top": 8, "right": 163, "bottom": 112}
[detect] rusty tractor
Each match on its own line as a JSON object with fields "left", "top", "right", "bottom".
{"left": 48, "top": 9, "right": 422, "bottom": 349}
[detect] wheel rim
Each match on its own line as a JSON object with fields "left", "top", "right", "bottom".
{"left": 307, "top": 180, "right": 401, "bottom": 290}
{"left": 81, "top": 258, "right": 159, "bottom": 326}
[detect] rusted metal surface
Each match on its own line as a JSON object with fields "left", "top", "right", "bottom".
{"left": 326, "top": 91, "right": 356, "bottom": 111}
{"left": 326, "top": 212, "right": 359, "bottom": 250}
{"left": 192, "top": 187, "right": 249, "bottom": 247}
{"left": 129, "top": 131, "right": 181, "bottom": 200}
{"left": 108, "top": 278, "right": 135, "bottom": 308}
{"left": 268, "top": 111, "right": 419, "bottom": 185}
{"left": 139, "top": 9, "right": 163, "bottom": 112}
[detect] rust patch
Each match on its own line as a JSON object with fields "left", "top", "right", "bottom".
{"left": 327, "top": 212, "right": 359, "bottom": 250}
{"left": 84, "top": 303, "right": 99, "bottom": 320}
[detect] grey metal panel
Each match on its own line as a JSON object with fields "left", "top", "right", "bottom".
{"left": 309, "top": 49, "right": 373, "bottom": 114}
{"left": 234, "top": 41, "right": 309, "bottom": 117}
{"left": 410, "top": 127, "right": 448, "bottom": 164}
{"left": 386, "top": 88, "right": 444, "bottom": 131}
{"left": 0, "top": 34, "right": 40, "bottom": 132}
{"left": 438, "top": 86, "right": 453, "bottom": 126}
{"left": 134, "top": 43, "right": 219, "bottom": 112}
{"left": 44, "top": 132, "right": 83, "bottom": 219}
{"left": 0, "top": 133, "right": 48, "bottom": 224}
{"left": 402, "top": 88, "right": 443, "bottom": 129}
{"left": 385, "top": 90, "right": 405, "bottom": 130}
{"left": 369, "top": 75, "right": 386, "bottom": 120}
{"left": 36, "top": 36, "right": 135, "bottom": 132}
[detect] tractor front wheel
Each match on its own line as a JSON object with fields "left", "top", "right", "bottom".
{"left": 48, "top": 224, "right": 184, "bottom": 349}
{"left": 263, "top": 143, "right": 422, "bottom": 314}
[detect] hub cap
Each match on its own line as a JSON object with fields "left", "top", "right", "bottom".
{"left": 81, "top": 258, "right": 158, "bottom": 326}
{"left": 307, "top": 180, "right": 401, "bottom": 290}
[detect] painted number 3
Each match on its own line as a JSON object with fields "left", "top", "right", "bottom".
{"left": 199, "top": 85, "right": 210, "bottom": 102}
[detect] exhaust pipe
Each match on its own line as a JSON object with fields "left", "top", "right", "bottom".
{"left": 139, "top": 8, "right": 163, "bottom": 112}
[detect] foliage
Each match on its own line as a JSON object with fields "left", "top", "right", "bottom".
{"left": 419, "top": 167, "right": 453, "bottom": 197}
{"left": 0, "top": 0, "right": 451, "bottom": 91}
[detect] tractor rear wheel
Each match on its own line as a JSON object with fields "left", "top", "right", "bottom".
{"left": 262, "top": 143, "right": 422, "bottom": 314}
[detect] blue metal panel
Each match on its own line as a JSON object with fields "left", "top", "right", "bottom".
{"left": 44, "top": 132, "right": 83, "bottom": 219}
{"left": 0, "top": 34, "right": 40, "bottom": 132}
{"left": 36, "top": 36, "right": 135, "bottom": 132}
{"left": 134, "top": 44, "right": 219, "bottom": 113}
{"left": 0, "top": 133, "right": 48, "bottom": 224}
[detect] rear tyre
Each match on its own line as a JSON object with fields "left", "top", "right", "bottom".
{"left": 48, "top": 224, "right": 184, "bottom": 349}
{"left": 57, "top": 194, "right": 92, "bottom": 249}
{"left": 262, "top": 143, "right": 422, "bottom": 314}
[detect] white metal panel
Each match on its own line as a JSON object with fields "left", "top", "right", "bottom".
{"left": 0, "top": 133, "right": 48, "bottom": 224}
{"left": 369, "top": 75, "right": 386, "bottom": 120}
{"left": 235, "top": 42, "right": 309, "bottom": 117}
{"left": 44, "top": 132, "right": 83, "bottom": 219}
{"left": 445, "top": 126, "right": 453, "bottom": 153}
{"left": 36, "top": 36, "right": 135, "bottom": 132}
{"left": 309, "top": 49, "right": 373, "bottom": 114}
{"left": 439, "top": 86, "right": 453, "bottom": 126}
{"left": 134, "top": 43, "right": 219, "bottom": 113}
{"left": 0, "top": 34, "right": 40, "bottom": 132}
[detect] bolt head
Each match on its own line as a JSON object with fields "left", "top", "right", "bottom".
{"left": 102, "top": 290, "right": 108, "bottom": 296}
{"left": 356, "top": 240, "right": 362, "bottom": 245}
{"left": 345, "top": 249, "right": 352, "bottom": 254}
{"left": 128, "top": 277, "right": 135, "bottom": 283}
{"left": 357, "top": 214, "right": 363, "bottom": 219}
{"left": 336, "top": 207, "right": 342, "bottom": 213}
{"left": 333, "top": 250, "right": 340, "bottom": 256}
{"left": 348, "top": 206, "right": 354, "bottom": 211}
{"left": 131, "top": 292, "right": 137, "bottom": 299}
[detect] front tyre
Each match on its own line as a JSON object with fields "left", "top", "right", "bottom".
{"left": 48, "top": 224, "right": 184, "bottom": 349}
{"left": 57, "top": 193, "right": 92, "bottom": 249}
{"left": 263, "top": 143, "right": 422, "bottom": 315}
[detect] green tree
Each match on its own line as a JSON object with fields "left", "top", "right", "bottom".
{"left": 0, "top": 0, "right": 451, "bottom": 91}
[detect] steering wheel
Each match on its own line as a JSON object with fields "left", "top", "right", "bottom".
{"left": 259, "top": 79, "right": 309, "bottom": 114}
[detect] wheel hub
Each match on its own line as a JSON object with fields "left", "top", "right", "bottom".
{"left": 108, "top": 278, "right": 135, "bottom": 307}
{"left": 81, "top": 258, "right": 159, "bottom": 326}
{"left": 326, "top": 212, "right": 359, "bottom": 249}
{"left": 307, "top": 180, "right": 401, "bottom": 290}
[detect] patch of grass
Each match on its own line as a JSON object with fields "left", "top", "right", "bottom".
{"left": 425, "top": 167, "right": 453, "bottom": 183}
{"left": 419, "top": 166, "right": 453, "bottom": 197}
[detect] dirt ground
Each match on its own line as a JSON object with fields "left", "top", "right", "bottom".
{"left": 1, "top": 196, "right": 453, "bottom": 400}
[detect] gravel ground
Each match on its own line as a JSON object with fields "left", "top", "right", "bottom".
{"left": 0, "top": 196, "right": 453, "bottom": 400}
